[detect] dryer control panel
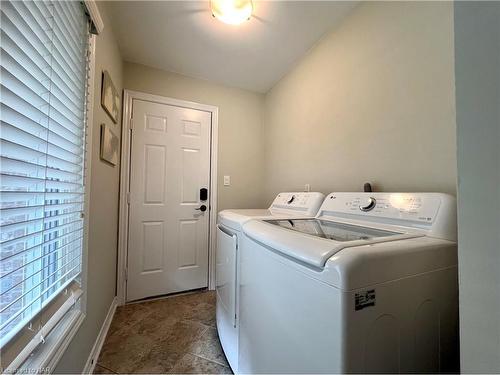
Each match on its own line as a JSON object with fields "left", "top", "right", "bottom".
{"left": 270, "top": 192, "right": 325, "bottom": 217}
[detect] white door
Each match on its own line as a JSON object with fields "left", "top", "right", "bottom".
{"left": 127, "top": 99, "right": 211, "bottom": 301}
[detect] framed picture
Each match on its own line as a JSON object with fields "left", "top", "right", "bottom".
{"left": 100, "top": 124, "right": 119, "bottom": 166}
{"left": 101, "top": 70, "right": 120, "bottom": 123}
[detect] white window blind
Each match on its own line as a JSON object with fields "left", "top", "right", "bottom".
{"left": 0, "top": 0, "right": 90, "bottom": 356}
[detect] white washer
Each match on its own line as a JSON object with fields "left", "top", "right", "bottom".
{"left": 239, "top": 192, "right": 459, "bottom": 374}
{"left": 216, "top": 192, "right": 325, "bottom": 373}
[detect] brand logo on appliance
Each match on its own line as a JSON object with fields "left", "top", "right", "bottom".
{"left": 355, "top": 289, "right": 376, "bottom": 311}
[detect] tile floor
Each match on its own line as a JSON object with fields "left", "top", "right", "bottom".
{"left": 94, "top": 290, "right": 232, "bottom": 374}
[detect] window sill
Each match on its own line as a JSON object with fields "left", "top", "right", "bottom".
{"left": 18, "top": 310, "right": 85, "bottom": 374}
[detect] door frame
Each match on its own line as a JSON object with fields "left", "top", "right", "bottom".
{"left": 117, "top": 90, "right": 219, "bottom": 305}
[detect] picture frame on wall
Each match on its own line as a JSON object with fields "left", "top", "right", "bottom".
{"left": 101, "top": 70, "right": 120, "bottom": 124}
{"left": 100, "top": 123, "right": 119, "bottom": 166}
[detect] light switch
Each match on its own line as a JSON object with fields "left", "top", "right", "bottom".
{"left": 224, "top": 175, "right": 231, "bottom": 186}
{"left": 304, "top": 184, "right": 311, "bottom": 192}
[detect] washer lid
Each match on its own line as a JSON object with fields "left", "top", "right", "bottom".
{"left": 242, "top": 219, "right": 421, "bottom": 268}
{"left": 266, "top": 218, "right": 399, "bottom": 242}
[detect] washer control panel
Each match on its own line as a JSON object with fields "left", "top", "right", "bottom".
{"left": 320, "top": 193, "right": 443, "bottom": 224}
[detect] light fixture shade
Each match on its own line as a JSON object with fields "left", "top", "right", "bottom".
{"left": 211, "top": 0, "right": 253, "bottom": 25}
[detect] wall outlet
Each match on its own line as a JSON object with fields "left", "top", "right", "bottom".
{"left": 304, "top": 184, "right": 311, "bottom": 192}
{"left": 224, "top": 175, "right": 231, "bottom": 186}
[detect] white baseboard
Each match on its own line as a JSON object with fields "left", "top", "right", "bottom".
{"left": 82, "top": 297, "right": 118, "bottom": 374}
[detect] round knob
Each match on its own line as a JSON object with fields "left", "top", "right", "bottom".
{"left": 195, "top": 204, "right": 207, "bottom": 212}
{"left": 359, "top": 197, "right": 377, "bottom": 212}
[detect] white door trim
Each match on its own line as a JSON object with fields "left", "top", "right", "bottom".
{"left": 117, "top": 90, "right": 218, "bottom": 305}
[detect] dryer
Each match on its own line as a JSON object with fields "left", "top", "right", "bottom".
{"left": 216, "top": 192, "right": 325, "bottom": 373}
{"left": 239, "top": 192, "right": 459, "bottom": 374}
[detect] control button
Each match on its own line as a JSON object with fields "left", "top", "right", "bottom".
{"left": 359, "top": 197, "right": 377, "bottom": 212}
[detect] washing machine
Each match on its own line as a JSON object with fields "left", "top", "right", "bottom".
{"left": 239, "top": 192, "right": 459, "bottom": 374}
{"left": 215, "top": 192, "right": 325, "bottom": 373}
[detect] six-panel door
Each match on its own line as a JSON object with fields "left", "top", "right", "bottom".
{"left": 127, "top": 99, "right": 211, "bottom": 301}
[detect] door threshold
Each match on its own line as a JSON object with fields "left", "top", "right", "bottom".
{"left": 126, "top": 287, "right": 209, "bottom": 305}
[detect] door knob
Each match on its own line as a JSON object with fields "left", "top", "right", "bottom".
{"left": 195, "top": 205, "right": 207, "bottom": 212}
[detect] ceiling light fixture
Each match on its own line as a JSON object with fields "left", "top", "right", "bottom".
{"left": 211, "top": 0, "right": 253, "bottom": 25}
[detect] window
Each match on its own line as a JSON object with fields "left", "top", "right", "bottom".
{"left": 1, "top": 0, "right": 92, "bottom": 370}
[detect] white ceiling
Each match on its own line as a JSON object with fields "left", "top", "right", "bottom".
{"left": 105, "top": 1, "right": 357, "bottom": 93}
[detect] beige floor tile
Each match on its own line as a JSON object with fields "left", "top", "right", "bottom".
{"left": 127, "top": 346, "right": 184, "bottom": 374}
{"left": 97, "top": 330, "right": 156, "bottom": 373}
{"left": 169, "top": 353, "right": 232, "bottom": 374}
{"left": 151, "top": 292, "right": 216, "bottom": 328}
{"left": 156, "top": 320, "right": 209, "bottom": 353}
{"left": 107, "top": 301, "right": 156, "bottom": 337}
{"left": 188, "top": 327, "right": 229, "bottom": 367}
{"left": 96, "top": 291, "right": 230, "bottom": 374}
{"left": 93, "top": 364, "right": 117, "bottom": 374}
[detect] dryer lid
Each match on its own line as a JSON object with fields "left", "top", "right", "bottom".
{"left": 242, "top": 219, "right": 420, "bottom": 268}
{"left": 218, "top": 192, "right": 326, "bottom": 231}
{"left": 218, "top": 209, "right": 273, "bottom": 231}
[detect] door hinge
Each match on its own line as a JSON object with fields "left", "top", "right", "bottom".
{"left": 124, "top": 267, "right": 128, "bottom": 282}
{"left": 129, "top": 117, "right": 133, "bottom": 130}
{"left": 127, "top": 192, "right": 131, "bottom": 204}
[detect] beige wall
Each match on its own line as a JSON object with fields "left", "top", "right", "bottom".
{"left": 263, "top": 2, "right": 457, "bottom": 201}
{"left": 55, "top": 3, "right": 123, "bottom": 373}
{"left": 123, "top": 62, "right": 266, "bottom": 211}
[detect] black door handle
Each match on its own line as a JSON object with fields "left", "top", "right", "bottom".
{"left": 195, "top": 205, "right": 207, "bottom": 212}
